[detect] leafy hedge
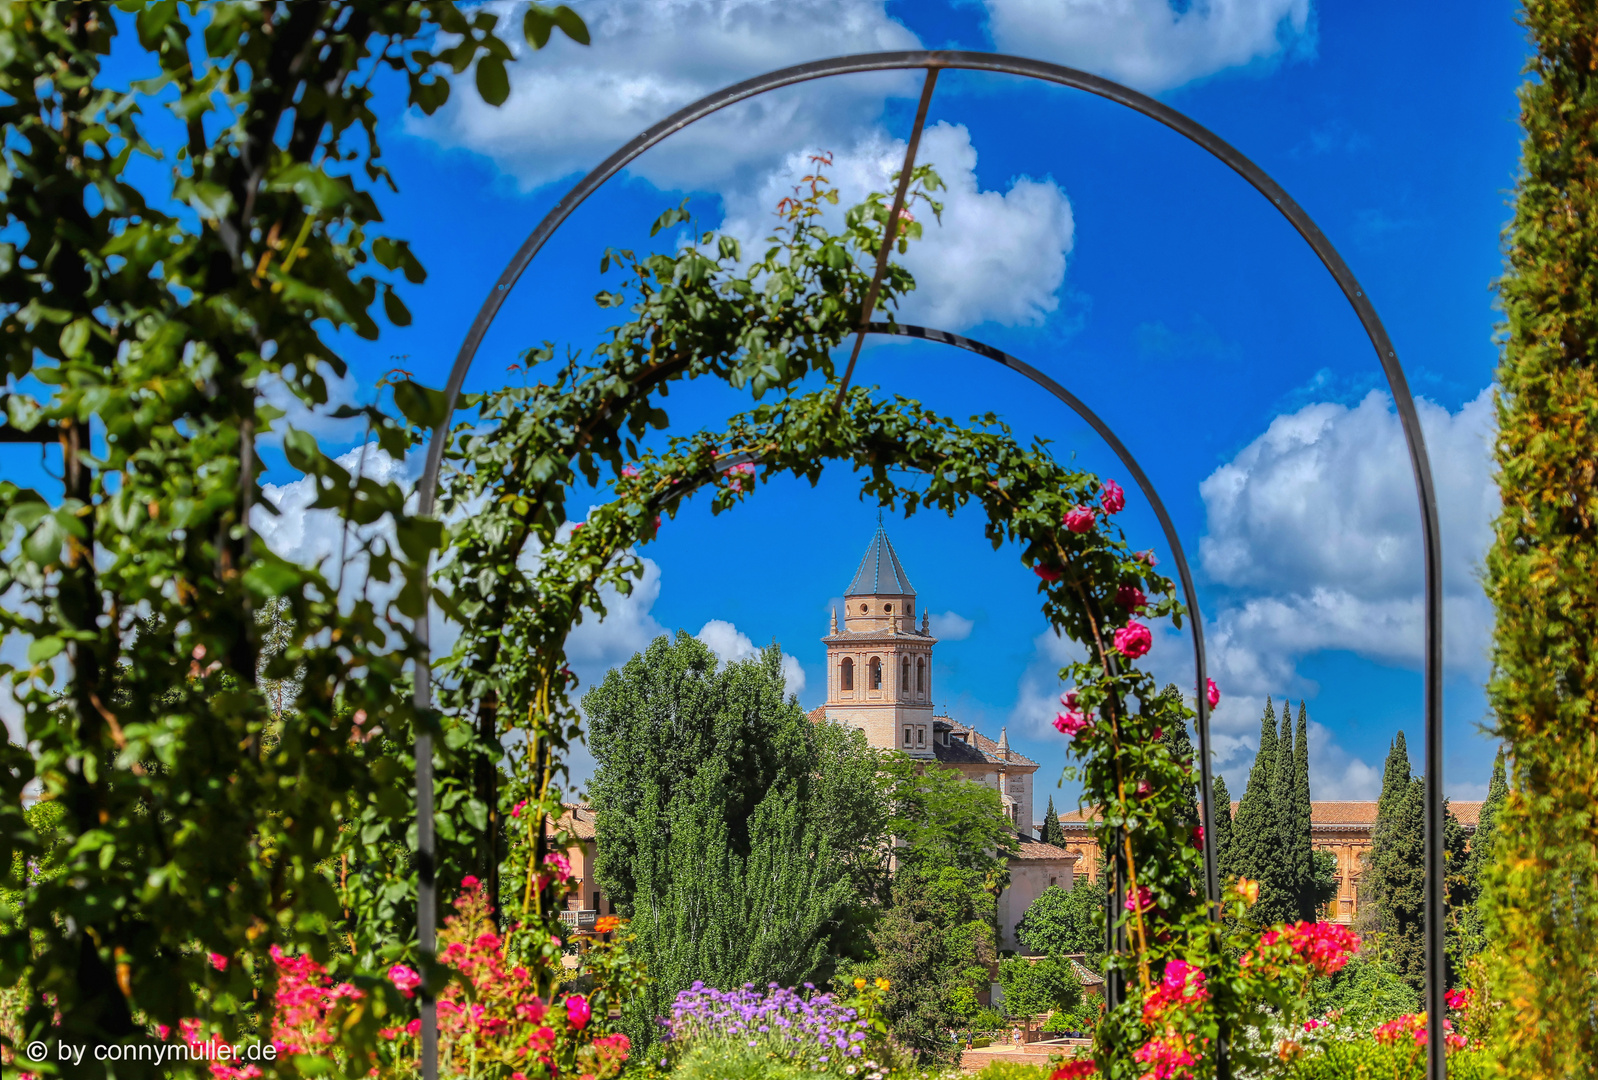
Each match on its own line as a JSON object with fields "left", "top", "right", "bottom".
{"left": 1485, "top": 2, "right": 1598, "bottom": 1075}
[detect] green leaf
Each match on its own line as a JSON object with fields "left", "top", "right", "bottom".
{"left": 243, "top": 559, "right": 303, "bottom": 599}
{"left": 523, "top": 7, "right": 555, "bottom": 48}
{"left": 475, "top": 56, "right": 510, "bottom": 107}
{"left": 59, "top": 318, "right": 92, "bottom": 360}
{"left": 391, "top": 380, "right": 451, "bottom": 430}
{"left": 26, "top": 637, "right": 63, "bottom": 664}
{"left": 553, "top": 6, "right": 590, "bottom": 46}
{"left": 382, "top": 286, "right": 412, "bottom": 327}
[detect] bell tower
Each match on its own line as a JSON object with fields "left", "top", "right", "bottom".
{"left": 821, "top": 524, "right": 937, "bottom": 758}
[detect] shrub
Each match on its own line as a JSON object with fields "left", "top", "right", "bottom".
{"left": 1308, "top": 954, "right": 1419, "bottom": 1031}
{"left": 967, "top": 1060, "right": 1055, "bottom": 1080}
{"left": 660, "top": 980, "right": 897, "bottom": 1077}
{"left": 997, "top": 955, "right": 1082, "bottom": 1019}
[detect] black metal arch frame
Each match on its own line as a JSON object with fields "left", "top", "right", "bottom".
{"left": 409, "top": 51, "right": 1447, "bottom": 1080}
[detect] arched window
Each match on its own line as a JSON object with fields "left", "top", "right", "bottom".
{"left": 869, "top": 657, "right": 882, "bottom": 690}
{"left": 916, "top": 656, "right": 926, "bottom": 693}
{"left": 840, "top": 657, "right": 854, "bottom": 691}
{"left": 901, "top": 656, "right": 910, "bottom": 690}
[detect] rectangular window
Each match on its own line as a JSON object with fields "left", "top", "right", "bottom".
{"left": 904, "top": 727, "right": 912, "bottom": 746}
{"left": 917, "top": 727, "right": 925, "bottom": 745}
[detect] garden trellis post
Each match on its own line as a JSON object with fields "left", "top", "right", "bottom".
{"left": 407, "top": 52, "right": 1447, "bottom": 1080}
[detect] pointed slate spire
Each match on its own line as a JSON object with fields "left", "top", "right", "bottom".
{"left": 845, "top": 524, "right": 916, "bottom": 596}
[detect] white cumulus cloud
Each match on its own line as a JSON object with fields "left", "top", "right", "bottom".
{"left": 721, "top": 123, "right": 1075, "bottom": 329}
{"left": 1007, "top": 384, "right": 1498, "bottom": 800}
{"left": 1199, "top": 387, "right": 1497, "bottom": 676}
{"left": 928, "top": 609, "right": 974, "bottom": 641}
{"left": 696, "top": 618, "right": 807, "bottom": 698}
{"left": 982, "top": 0, "right": 1316, "bottom": 94}
{"left": 409, "top": 0, "right": 921, "bottom": 193}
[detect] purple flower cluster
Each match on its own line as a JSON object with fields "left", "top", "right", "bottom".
{"left": 666, "top": 982, "right": 870, "bottom": 1068}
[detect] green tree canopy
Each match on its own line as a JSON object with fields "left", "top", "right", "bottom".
{"left": 997, "top": 953, "right": 1083, "bottom": 1019}
{"left": 1015, "top": 882, "right": 1104, "bottom": 961}
{"left": 585, "top": 632, "right": 884, "bottom": 1046}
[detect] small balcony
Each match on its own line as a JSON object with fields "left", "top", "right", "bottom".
{"left": 559, "top": 908, "right": 598, "bottom": 930}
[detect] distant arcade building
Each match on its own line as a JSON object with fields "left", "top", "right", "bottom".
{"left": 810, "top": 525, "right": 1077, "bottom": 950}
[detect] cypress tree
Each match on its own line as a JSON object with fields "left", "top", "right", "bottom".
{"left": 1211, "top": 774, "right": 1234, "bottom": 880}
{"left": 1158, "top": 688, "right": 1199, "bottom": 831}
{"left": 1292, "top": 701, "right": 1315, "bottom": 919}
{"left": 1042, "top": 796, "right": 1063, "bottom": 847}
{"left": 1225, "top": 698, "right": 1278, "bottom": 905}
{"left": 1363, "top": 737, "right": 1427, "bottom": 992}
{"left": 1487, "top": 4, "right": 1598, "bottom": 1069}
{"left": 1258, "top": 700, "right": 1298, "bottom": 924}
{"left": 1460, "top": 749, "right": 1508, "bottom": 959}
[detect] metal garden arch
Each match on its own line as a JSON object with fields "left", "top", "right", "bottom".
{"left": 411, "top": 51, "right": 1449, "bottom": 1080}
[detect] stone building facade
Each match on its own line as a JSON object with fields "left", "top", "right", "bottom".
{"left": 1055, "top": 800, "right": 1483, "bottom": 925}
{"left": 815, "top": 525, "right": 1077, "bottom": 951}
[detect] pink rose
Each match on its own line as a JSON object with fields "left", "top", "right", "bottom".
{"left": 1101, "top": 479, "right": 1125, "bottom": 514}
{"left": 511, "top": 800, "right": 527, "bottom": 819}
{"left": 1191, "top": 825, "right": 1204, "bottom": 849}
{"left": 621, "top": 465, "right": 639, "bottom": 478}
{"left": 566, "top": 994, "right": 592, "bottom": 1030}
{"left": 1063, "top": 506, "right": 1096, "bottom": 534}
{"left": 1113, "top": 621, "right": 1152, "bottom": 659}
{"left": 1124, "top": 885, "right": 1154, "bottom": 913}
{"left": 389, "top": 964, "right": 422, "bottom": 997}
{"left": 461, "top": 875, "right": 479, "bottom": 888}
{"left": 1054, "top": 710, "right": 1090, "bottom": 737}
{"left": 1134, "top": 549, "right": 1158, "bottom": 567}
{"left": 544, "top": 851, "right": 573, "bottom": 880}
{"left": 1116, "top": 585, "right": 1146, "bottom": 612}
{"left": 1206, "top": 678, "right": 1220, "bottom": 708}
{"left": 1034, "top": 565, "right": 1063, "bottom": 583}
{"left": 208, "top": 952, "right": 229, "bottom": 972}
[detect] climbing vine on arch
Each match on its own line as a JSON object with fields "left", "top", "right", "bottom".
{"left": 426, "top": 170, "right": 1369, "bottom": 1079}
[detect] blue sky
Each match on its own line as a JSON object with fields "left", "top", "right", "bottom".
{"left": 6, "top": 1, "right": 1527, "bottom": 810}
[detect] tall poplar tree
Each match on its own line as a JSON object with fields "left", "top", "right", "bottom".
{"left": 1211, "top": 774, "right": 1234, "bottom": 880}
{"left": 1292, "top": 702, "right": 1316, "bottom": 918}
{"left": 1225, "top": 698, "right": 1279, "bottom": 903}
{"left": 1486, "top": 4, "right": 1598, "bottom": 1070}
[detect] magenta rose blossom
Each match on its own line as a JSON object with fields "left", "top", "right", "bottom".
{"left": 565, "top": 994, "right": 592, "bottom": 1030}
{"left": 1134, "top": 549, "right": 1158, "bottom": 567}
{"left": 1034, "top": 564, "right": 1063, "bottom": 583}
{"left": 1206, "top": 678, "right": 1221, "bottom": 707}
{"left": 1114, "top": 621, "right": 1153, "bottom": 659}
{"left": 1116, "top": 584, "right": 1147, "bottom": 612}
{"left": 1053, "top": 691, "right": 1092, "bottom": 736}
{"left": 1101, "top": 479, "right": 1126, "bottom": 514}
{"left": 388, "top": 964, "right": 422, "bottom": 998}
{"left": 1063, "top": 506, "right": 1096, "bottom": 533}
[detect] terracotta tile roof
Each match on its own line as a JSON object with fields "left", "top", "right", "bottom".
{"left": 545, "top": 802, "right": 596, "bottom": 842}
{"left": 1015, "top": 839, "right": 1079, "bottom": 861}
{"left": 1062, "top": 800, "right": 1484, "bottom": 829}
{"left": 807, "top": 704, "right": 829, "bottom": 724}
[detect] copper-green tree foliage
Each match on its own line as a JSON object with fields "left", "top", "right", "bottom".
{"left": 1486, "top": 5, "right": 1598, "bottom": 1071}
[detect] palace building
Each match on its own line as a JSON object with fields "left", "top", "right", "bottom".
{"left": 1055, "top": 800, "right": 1483, "bottom": 925}
{"left": 809, "top": 525, "right": 1077, "bottom": 950}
